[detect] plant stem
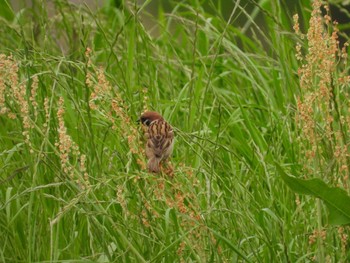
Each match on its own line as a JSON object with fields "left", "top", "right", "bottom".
{"left": 317, "top": 198, "right": 325, "bottom": 263}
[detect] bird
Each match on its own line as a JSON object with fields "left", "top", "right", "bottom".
{"left": 139, "top": 111, "right": 174, "bottom": 173}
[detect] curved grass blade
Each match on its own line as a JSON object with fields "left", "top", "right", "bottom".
{"left": 276, "top": 163, "right": 350, "bottom": 225}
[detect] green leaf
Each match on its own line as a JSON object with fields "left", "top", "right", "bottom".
{"left": 0, "top": 1, "right": 14, "bottom": 21}
{"left": 276, "top": 163, "right": 350, "bottom": 225}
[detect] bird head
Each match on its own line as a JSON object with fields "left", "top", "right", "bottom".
{"left": 139, "top": 111, "right": 164, "bottom": 126}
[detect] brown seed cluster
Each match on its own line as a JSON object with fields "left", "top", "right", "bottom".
{"left": 309, "top": 228, "right": 327, "bottom": 245}
{"left": 177, "top": 241, "right": 186, "bottom": 257}
{"left": 294, "top": 0, "right": 350, "bottom": 256}
{"left": 338, "top": 227, "right": 349, "bottom": 258}
{"left": 43, "top": 97, "right": 50, "bottom": 130}
{"left": 55, "top": 97, "right": 89, "bottom": 189}
{"left": 0, "top": 54, "right": 39, "bottom": 152}
{"left": 126, "top": 163, "right": 208, "bottom": 257}
{"left": 30, "top": 76, "right": 39, "bottom": 120}
{"left": 84, "top": 47, "right": 146, "bottom": 170}
{"left": 294, "top": 1, "right": 350, "bottom": 187}
{"left": 0, "top": 54, "right": 17, "bottom": 116}
{"left": 116, "top": 185, "right": 129, "bottom": 217}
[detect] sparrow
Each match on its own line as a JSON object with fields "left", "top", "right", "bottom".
{"left": 139, "top": 111, "right": 174, "bottom": 173}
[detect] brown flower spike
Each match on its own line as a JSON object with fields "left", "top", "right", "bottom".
{"left": 140, "top": 111, "right": 174, "bottom": 173}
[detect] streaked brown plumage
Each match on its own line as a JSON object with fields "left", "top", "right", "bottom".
{"left": 140, "top": 111, "right": 174, "bottom": 173}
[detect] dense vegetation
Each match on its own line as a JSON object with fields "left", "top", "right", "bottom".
{"left": 0, "top": 0, "right": 349, "bottom": 262}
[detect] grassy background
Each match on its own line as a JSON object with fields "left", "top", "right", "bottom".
{"left": 0, "top": 0, "right": 349, "bottom": 262}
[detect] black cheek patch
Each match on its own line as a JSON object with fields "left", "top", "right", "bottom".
{"left": 141, "top": 117, "right": 151, "bottom": 126}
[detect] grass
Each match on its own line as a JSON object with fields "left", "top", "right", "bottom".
{"left": 0, "top": 0, "right": 349, "bottom": 262}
